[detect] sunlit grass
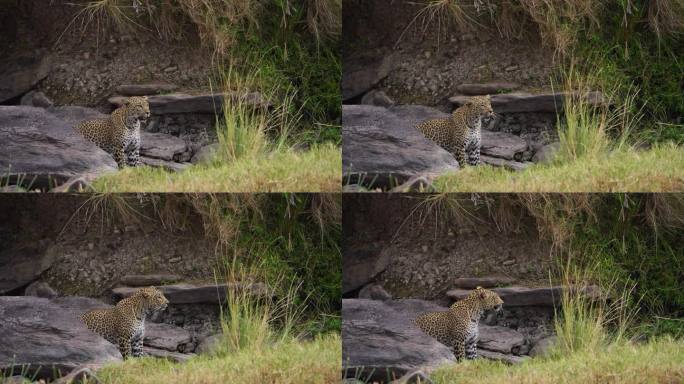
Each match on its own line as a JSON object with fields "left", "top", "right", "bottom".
{"left": 91, "top": 144, "right": 340, "bottom": 192}
{"left": 434, "top": 144, "right": 684, "bottom": 192}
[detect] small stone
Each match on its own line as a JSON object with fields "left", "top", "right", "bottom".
{"left": 503, "top": 259, "right": 516, "bottom": 266}
{"left": 83, "top": 52, "right": 90, "bottom": 60}
{"left": 505, "top": 65, "right": 519, "bottom": 72}
{"left": 164, "top": 66, "right": 178, "bottom": 73}
{"left": 88, "top": 243, "right": 94, "bottom": 250}
{"left": 169, "top": 257, "right": 181, "bottom": 263}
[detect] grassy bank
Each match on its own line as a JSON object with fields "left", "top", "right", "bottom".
{"left": 89, "top": 334, "right": 340, "bottom": 384}
{"left": 434, "top": 144, "right": 684, "bottom": 192}
{"left": 431, "top": 338, "right": 684, "bottom": 384}
{"left": 92, "top": 144, "right": 341, "bottom": 192}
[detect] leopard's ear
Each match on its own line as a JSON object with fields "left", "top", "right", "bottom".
{"left": 143, "top": 96, "right": 148, "bottom": 101}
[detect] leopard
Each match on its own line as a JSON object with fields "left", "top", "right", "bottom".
{"left": 414, "top": 287, "right": 503, "bottom": 360}
{"left": 81, "top": 286, "right": 169, "bottom": 359}
{"left": 76, "top": 96, "right": 151, "bottom": 169}
{"left": 416, "top": 95, "right": 494, "bottom": 168}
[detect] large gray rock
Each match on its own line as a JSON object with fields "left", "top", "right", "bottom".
{"left": 23, "top": 281, "right": 58, "bottom": 299}
{"left": 109, "top": 92, "right": 268, "bottom": 114}
{"left": 342, "top": 299, "right": 455, "bottom": 382}
{"left": 343, "top": 52, "right": 397, "bottom": 100}
{"left": 196, "top": 333, "right": 223, "bottom": 355}
{"left": 0, "top": 106, "right": 117, "bottom": 189}
{"left": 140, "top": 132, "right": 190, "bottom": 162}
{"left": 342, "top": 247, "right": 392, "bottom": 294}
{"left": 478, "top": 325, "right": 524, "bottom": 354}
{"left": 447, "top": 285, "right": 601, "bottom": 307}
{"left": 0, "top": 244, "right": 55, "bottom": 294}
{"left": 532, "top": 142, "right": 560, "bottom": 163}
{"left": 480, "top": 130, "right": 529, "bottom": 161}
{"left": 0, "top": 296, "right": 121, "bottom": 380}
{"left": 145, "top": 323, "right": 192, "bottom": 352}
{"left": 529, "top": 335, "right": 558, "bottom": 358}
{"left": 450, "top": 91, "right": 605, "bottom": 113}
{"left": 0, "top": 52, "right": 51, "bottom": 103}
{"left": 113, "top": 283, "right": 270, "bottom": 304}
{"left": 342, "top": 104, "right": 459, "bottom": 188}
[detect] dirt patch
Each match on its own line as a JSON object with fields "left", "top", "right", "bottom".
{"left": 343, "top": 0, "right": 556, "bottom": 109}
{"left": 1, "top": 1, "right": 213, "bottom": 110}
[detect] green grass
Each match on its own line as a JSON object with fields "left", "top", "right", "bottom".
{"left": 91, "top": 144, "right": 340, "bottom": 192}
{"left": 87, "top": 333, "right": 340, "bottom": 384}
{"left": 431, "top": 337, "right": 684, "bottom": 384}
{"left": 433, "top": 144, "right": 684, "bottom": 192}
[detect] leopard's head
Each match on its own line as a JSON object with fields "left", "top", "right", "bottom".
{"left": 124, "top": 96, "right": 151, "bottom": 122}
{"left": 464, "top": 95, "right": 494, "bottom": 122}
{"left": 473, "top": 286, "right": 503, "bottom": 313}
{"left": 136, "top": 286, "right": 169, "bottom": 313}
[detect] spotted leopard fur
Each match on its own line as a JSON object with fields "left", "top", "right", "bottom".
{"left": 76, "top": 96, "right": 151, "bottom": 169}
{"left": 81, "top": 286, "right": 168, "bottom": 359}
{"left": 416, "top": 95, "right": 494, "bottom": 168}
{"left": 415, "top": 287, "right": 503, "bottom": 360}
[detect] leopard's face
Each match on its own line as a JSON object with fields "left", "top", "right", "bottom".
{"left": 474, "top": 286, "right": 503, "bottom": 312}
{"left": 136, "top": 286, "right": 169, "bottom": 313}
{"left": 465, "top": 95, "right": 494, "bottom": 122}
{"left": 125, "top": 96, "right": 151, "bottom": 122}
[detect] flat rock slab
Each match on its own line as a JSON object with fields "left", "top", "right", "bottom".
{"left": 453, "top": 277, "right": 516, "bottom": 289}
{"left": 0, "top": 296, "right": 121, "bottom": 380}
{"left": 0, "top": 106, "right": 117, "bottom": 189}
{"left": 113, "top": 283, "right": 270, "bottom": 304}
{"left": 145, "top": 323, "right": 192, "bottom": 352}
{"left": 109, "top": 92, "right": 269, "bottom": 114}
{"left": 116, "top": 83, "right": 178, "bottom": 96}
{"left": 0, "top": 52, "right": 51, "bottom": 103}
{"left": 447, "top": 285, "right": 601, "bottom": 307}
{"left": 342, "top": 104, "right": 459, "bottom": 188}
{"left": 140, "top": 132, "right": 189, "bottom": 162}
{"left": 456, "top": 83, "right": 520, "bottom": 95}
{"left": 143, "top": 347, "right": 195, "bottom": 363}
{"left": 478, "top": 349, "right": 529, "bottom": 365}
{"left": 120, "top": 274, "right": 182, "bottom": 287}
{"left": 342, "top": 299, "right": 455, "bottom": 382}
{"left": 450, "top": 91, "right": 605, "bottom": 113}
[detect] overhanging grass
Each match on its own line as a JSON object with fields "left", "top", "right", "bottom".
{"left": 431, "top": 337, "right": 684, "bottom": 384}
{"left": 88, "top": 334, "right": 340, "bottom": 384}
{"left": 433, "top": 144, "right": 684, "bottom": 192}
{"left": 91, "top": 144, "right": 341, "bottom": 192}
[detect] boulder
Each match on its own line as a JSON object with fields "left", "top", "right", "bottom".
{"left": 449, "top": 91, "right": 605, "bottom": 113}
{"left": 342, "top": 246, "right": 392, "bottom": 294}
{"left": 140, "top": 132, "right": 190, "bottom": 162}
{"left": 342, "top": 299, "right": 455, "bottom": 382}
{"left": 358, "top": 284, "right": 392, "bottom": 301}
{"left": 50, "top": 296, "right": 112, "bottom": 315}
{"left": 23, "top": 281, "right": 58, "bottom": 299}
{"left": 113, "top": 282, "right": 270, "bottom": 304}
{"left": 342, "top": 52, "right": 397, "bottom": 100}
{"left": 190, "top": 143, "right": 220, "bottom": 164}
{"left": 342, "top": 104, "right": 459, "bottom": 188}
{"left": 20, "top": 91, "right": 54, "bottom": 108}
{"left": 0, "top": 106, "right": 117, "bottom": 189}
{"left": 196, "top": 333, "right": 223, "bottom": 355}
{"left": 0, "top": 296, "right": 121, "bottom": 381}
{"left": 529, "top": 335, "right": 557, "bottom": 358}
{"left": 0, "top": 51, "right": 51, "bottom": 103}
{"left": 480, "top": 130, "right": 529, "bottom": 161}
{"left": 145, "top": 323, "right": 192, "bottom": 352}
{"left": 456, "top": 83, "right": 520, "bottom": 95}
{"left": 452, "top": 276, "right": 516, "bottom": 289}
{"left": 361, "top": 90, "right": 395, "bottom": 107}
{"left": 532, "top": 142, "right": 560, "bottom": 163}
{"left": 477, "top": 325, "right": 524, "bottom": 354}
{"left": 109, "top": 92, "right": 269, "bottom": 114}
{"left": 116, "top": 83, "right": 178, "bottom": 96}
{"left": 0, "top": 244, "right": 55, "bottom": 294}
{"left": 120, "top": 274, "right": 182, "bottom": 287}
{"left": 447, "top": 285, "right": 601, "bottom": 307}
